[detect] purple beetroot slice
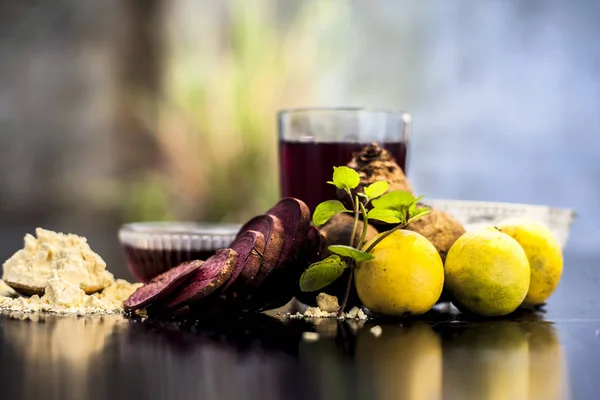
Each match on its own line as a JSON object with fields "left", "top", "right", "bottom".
{"left": 162, "top": 248, "right": 238, "bottom": 310}
{"left": 266, "top": 198, "right": 310, "bottom": 268}
{"left": 221, "top": 229, "right": 265, "bottom": 291}
{"left": 236, "top": 214, "right": 285, "bottom": 286}
{"left": 124, "top": 260, "right": 204, "bottom": 311}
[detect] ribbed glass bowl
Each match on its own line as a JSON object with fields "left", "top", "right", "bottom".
{"left": 426, "top": 199, "right": 576, "bottom": 249}
{"left": 118, "top": 222, "right": 242, "bottom": 282}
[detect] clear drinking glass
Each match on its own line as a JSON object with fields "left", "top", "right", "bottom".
{"left": 278, "top": 107, "right": 411, "bottom": 212}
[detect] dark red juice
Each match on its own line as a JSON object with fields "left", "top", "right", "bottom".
{"left": 279, "top": 141, "right": 407, "bottom": 212}
{"left": 124, "top": 245, "right": 218, "bottom": 283}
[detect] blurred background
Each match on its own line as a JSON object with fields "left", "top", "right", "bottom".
{"left": 1, "top": 0, "right": 598, "bottom": 280}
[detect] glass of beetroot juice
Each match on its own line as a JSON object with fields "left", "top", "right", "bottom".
{"left": 278, "top": 107, "right": 411, "bottom": 212}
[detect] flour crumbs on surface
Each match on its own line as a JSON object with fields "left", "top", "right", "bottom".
{"left": 0, "top": 278, "right": 142, "bottom": 315}
{"left": 0, "top": 228, "right": 142, "bottom": 315}
{"left": 283, "top": 305, "right": 368, "bottom": 320}
{"left": 281, "top": 293, "right": 369, "bottom": 320}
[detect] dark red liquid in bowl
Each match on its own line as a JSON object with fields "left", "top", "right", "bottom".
{"left": 124, "top": 245, "right": 218, "bottom": 283}
{"left": 279, "top": 141, "right": 407, "bottom": 212}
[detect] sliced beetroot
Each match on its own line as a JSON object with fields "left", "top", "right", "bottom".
{"left": 266, "top": 198, "right": 310, "bottom": 268}
{"left": 124, "top": 260, "right": 203, "bottom": 311}
{"left": 227, "top": 229, "right": 265, "bottom": 288}
{"left": 162, "top": 248, "right": 238, "bottom": 310}
{"left": 236, "top": 214, "right": 285, "bottom": 286}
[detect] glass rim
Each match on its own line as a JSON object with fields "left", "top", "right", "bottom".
{"left": 277, "top": 106, "right": 411, "bottom": 121}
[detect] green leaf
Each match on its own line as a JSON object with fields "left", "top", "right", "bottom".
{"left": 413, "top": 207, "right": 429, "bottom": 217}
{"left": 367, "top": 208, "right": 406, "bottom": 224}
{"left": 364, "top": 181, "right": 389, "bottom": 200}
{"left": 312, "top": 200, "right": 351, "bottom": 226}
{"left": 299, "top": 255, "right": 347, "bottom": 292}
{"left": 331, "top": 166, "right": 360, "bottom": 190}
{"left": 408, "top": 207, "right": 430, "bottom": 222}
{"left": 328, "top": 245, "right": 375, "bottom": 263}
{"left": 409, "top": 202, "right": 417, "bottom": 215}
{"left": 372, "top": 190, "right": 416, "bottom": 211}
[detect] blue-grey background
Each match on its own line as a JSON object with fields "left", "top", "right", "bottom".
{"left": 0, "top": 0, "right": 598, "bottom": 280}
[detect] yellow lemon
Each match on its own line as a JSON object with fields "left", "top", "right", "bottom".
{"left": 355, "top": 230, "right": 444, "bottom": 316}
{"left": 497, "top": 217, "right": 563, "bottom": 306}
{"left": 444, "top": 226, "right": 530, "bottom": 316}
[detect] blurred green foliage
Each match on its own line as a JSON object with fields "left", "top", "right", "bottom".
{"left": 126, "top": 0, "right": 346, "bottom": 223}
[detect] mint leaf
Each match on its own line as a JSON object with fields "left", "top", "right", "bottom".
{"left": 409, "top": 202, "right": 417, "bottom": 215}
{"left": 408, "top": 207, "right": 430, "bottom": 222}
{"left": 328, "top": 245, "right": 375, "bottom": 263}
{"left": 413, "top": 206, "right": 429, "bottom": 217}
{"left": 312, "top": 200, "right": 351, "bottom": 226}
{"left": 372, "top": 190, "right": 416, "bottom": 211}
{"left": 299, "top": 255, "right": 347, "bottom": 292}
{"left": 367, "top": 208, "right": 405, "bottom": 224}
{"left": 331, "top": 166, "right": 360, "bottom": 190}
{"left": 364, "top": 181, "right": 388, "bottom": 200}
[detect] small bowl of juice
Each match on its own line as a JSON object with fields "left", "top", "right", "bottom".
{"left": 118, "top": 222, "right": 241, "bottom": 282}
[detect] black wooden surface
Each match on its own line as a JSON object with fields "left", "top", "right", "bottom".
{"left": 0, "top": 250, "right": 598, "bottom": 400}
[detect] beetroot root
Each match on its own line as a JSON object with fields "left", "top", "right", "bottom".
{"left": 266, "top": 198, "right": 310, "bottom": 267}
{"left": 162, "top": 248, "right": 238, "bottom": 310}
{"left": 124, "top": 260, "right": 204, "bottom": 311}
{"left": 236, "top": 214, "right": 285, "bottom": 286}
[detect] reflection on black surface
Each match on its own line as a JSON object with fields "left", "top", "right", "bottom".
{"left": 440, "top": 319, "right": 569, "bottom": 400}
{"left": 0, "top": 309, "right": 574, "bottom": 400}
{"left": 354, "top": 322, "right": 442, "bottom": 400}
{"left": 0, "top": 313, "right": 127, "bottom": 399}
{"left": 126, "top": 312, "right": 310, "bottom": 356}
{"left": 442, "top": 321, "right": 530, "bottom": 399}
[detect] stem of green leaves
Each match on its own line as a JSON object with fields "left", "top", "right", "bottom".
{"left": 337, "top": 263, "right": 354, "bottom": 317}
{"left": 357, "top": 202, "right": 369, "bottom": 249}
{"left": 345, "top": 188, "right": 354, "bottom": 209}
{"left": 340, "top": 192, "right": 361, "bottom": 316}
{"left": 364, "top": 211, "right": 431, "bottom": 253}
{"left": 349, "top": 195, "right": 360, "bottom": 247}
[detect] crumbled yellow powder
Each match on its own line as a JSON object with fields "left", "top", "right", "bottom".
{"left": 0, "top": 228, "right": 142, "bottom": 315}
{"left": 2, "top": 228, "right": 114, "bottom": 293}
{"left": 0, "top": 278, "right": 142, "bottom": 315}
{"left": 43, "top": 274, "right": 87, "bottom": 306}
{"left": 284, "top": 305, "right": 368, "bottom": 320}
{"left": 346, "top": 306, "right": 359, "bottom": 319}
{"left": 316, "top": 293, "right": 339, "bottom": 312}
{"left": 304, "top": 306, "right": 336, "bottom": 318}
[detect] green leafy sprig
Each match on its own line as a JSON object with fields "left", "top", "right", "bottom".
{"left": 299, "top": 166, "right": 430, "bottom": 316}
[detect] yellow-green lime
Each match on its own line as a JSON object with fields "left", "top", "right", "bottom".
{"left": 444, "top": 226, "right": 530, "bottom": 316}
{"left": 497, "top": 217, "right": 563, "bottom": 306}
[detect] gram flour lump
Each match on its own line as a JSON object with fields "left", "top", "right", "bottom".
{"left": 1, "top": 228, "right": 141, "bottom": 315}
